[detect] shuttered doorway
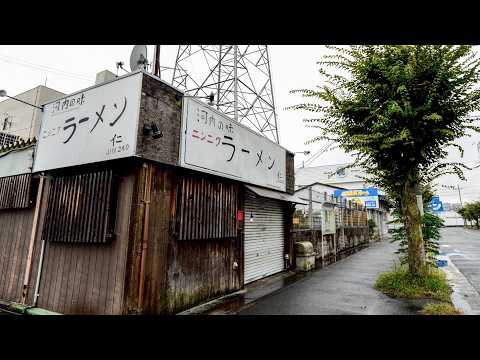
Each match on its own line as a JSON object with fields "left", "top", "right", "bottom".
{"left": 244, "top": 191, "right": 284, "bottom": 284}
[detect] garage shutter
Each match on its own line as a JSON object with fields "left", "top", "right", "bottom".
{"left": 244, "top": 191, "right": 284, "bottom": 284}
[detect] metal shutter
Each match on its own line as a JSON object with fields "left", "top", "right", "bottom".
{"left": 244, "top": 191, "right": 284, "bottom": 284}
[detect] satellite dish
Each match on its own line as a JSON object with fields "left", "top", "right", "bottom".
{"left": 130, "top": 45, "right": 148, "bottom": 72}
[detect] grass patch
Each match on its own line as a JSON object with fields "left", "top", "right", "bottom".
{"left": 375, "top": 265, "right": 451, "bottom": 302}
{"left": 420, "top": 302, "right": 462, "bottom": 315}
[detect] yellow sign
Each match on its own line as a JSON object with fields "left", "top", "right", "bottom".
{"left": 342, "top": 190, "right": 369, "bottom": 197}
{"left": 293, "top": 217, "right": 300, "bottom": 224}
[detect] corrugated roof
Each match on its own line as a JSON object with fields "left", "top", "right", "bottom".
{"left": 245, "top": 185, "right": 308, "bottom": 205}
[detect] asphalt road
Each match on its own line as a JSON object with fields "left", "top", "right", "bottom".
{"left": 239, "top": 239, "right": 430, "bottom": 315}
{"left": 438, "top": 227, "right": 480, "bottom": 311}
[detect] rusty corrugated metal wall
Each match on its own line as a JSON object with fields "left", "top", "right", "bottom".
{"left": 41, "top": 169, "right": 117, "bottom": 244}
{"left": 0, "top": 174, "right": 33, "bottom": 210}
{"left": 177, "top": 176, "right": 238, "bottom": 240}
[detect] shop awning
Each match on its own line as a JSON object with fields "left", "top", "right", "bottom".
{"left": 245, "top": 185, "right": 308, "bottom": 205}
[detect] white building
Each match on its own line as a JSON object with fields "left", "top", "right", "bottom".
{"left": 295, "top": 163, "right": 369, "bottom": 191}
{"left": 295, "top": 164, "right": 389, "bottom": 239}
{"left": 0, "top": 86, "right": 65, "bottom": 145}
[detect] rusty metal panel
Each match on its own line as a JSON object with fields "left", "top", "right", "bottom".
{"left": 0, "top": 173, "right": 32, "bottom": 210}
{"left": 177, "top": 174, "right": 238, "bottom": 241}
{"left": 42, "top": 169, "right": 118, "bottom": 243}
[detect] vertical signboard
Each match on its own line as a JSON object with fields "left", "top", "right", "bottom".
{"left": 321, "top": 206, "right": 336, "bottom": 235}
{"left": 180, "top": 97, "right": 286, "bottom": 192}
{"left": 33, "top": 72, "right": 143, "bottom": 172}
{"left": 428, "top": 196, "right": 444, "bottom": 213}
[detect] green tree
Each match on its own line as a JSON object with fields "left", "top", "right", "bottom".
{"left": 458, "top": 201, "right": 480, "bottom": 228}
{"left": 289, "top": 46, "right": 480, "bottom": 275}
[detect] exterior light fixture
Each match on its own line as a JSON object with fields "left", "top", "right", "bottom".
{"left": 294, "top": 151, "right": 310, "bottom": 155}
{"left": 143, "top": 121, "right": 163, "bottom": 139}
{"left": 181, "top": 92, "right": 216, "bottom": 106}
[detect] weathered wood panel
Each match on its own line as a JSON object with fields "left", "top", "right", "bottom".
{"left": 136, "top": 73, "right": 183, "bottom": 166}
{"left": 0, "top": 208, "right": 34, "bottom": 302}
{"left": 35, "top": 163, "right": 136, "bottom": 314}
{"left": 125, "top": 164, "right": 242, "bottom": 315}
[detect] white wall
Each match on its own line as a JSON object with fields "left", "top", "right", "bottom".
{"left": 0, "top": 86, "right": 64, "bottom": 141}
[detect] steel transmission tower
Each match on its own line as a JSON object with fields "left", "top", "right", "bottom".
{"left": 172, "top": 45, "right": 280, "bottom": 143}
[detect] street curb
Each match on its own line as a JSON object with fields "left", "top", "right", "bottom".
{"left": 440, "top": 256, "right": 480, "bottom": 315}
{"left": 177, "top": 290, "right": 247, "bottom": 315}
{"left": 0, "top": 301, "right": 62, "bottom": 315}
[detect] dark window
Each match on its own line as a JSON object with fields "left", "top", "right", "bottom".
{"left": 42, "top": 169, "right": 118, "bottom": 243}
{"left": 176, "top": 175, "right": 238, "bottom": 240}
{"left": 0, "top": 173, "right": 33, "bottom": 210}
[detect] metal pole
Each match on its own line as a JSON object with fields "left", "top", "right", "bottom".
{"left": 265, "top": 46, "right": 280, "bottom": 144}
{"left": 153, "top": 45, "right": 161, "bottom": 78}
{"left": 217, "top": 45, "right": 222, "bottom": 110}
{"left": 234, "top": 45, "right": 238, "bottom": 122}
{"left": 308, "top": 186, "right": 313, "bottom": 230}
{"left": 21, "top": 175, "right": 45, "bottom": 305}
{"left": 458, "top": 184, "right": 467, "bottom": 227}
{"left": 333, "top": 206, "right": 337, "bottom": 263}
{"left": 33, "top": 239, "right": 46, "bottom": 307}
{"left": 321, "top": 205, "right": 325, "bottom": 268}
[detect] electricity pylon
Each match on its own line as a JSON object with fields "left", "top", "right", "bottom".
{"left": 172, "top": 45, "right": 279, "bottom": 143}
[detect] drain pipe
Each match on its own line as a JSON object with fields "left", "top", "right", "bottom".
{"left": 21, "top": 175, "right": 45, "bottom": 305}
{"left": 33, "top": 239, "right": 46, "bottom": 307}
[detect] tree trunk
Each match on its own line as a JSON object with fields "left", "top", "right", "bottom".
{"left": 401, "top": 180, "right": 426, "bottom": 275}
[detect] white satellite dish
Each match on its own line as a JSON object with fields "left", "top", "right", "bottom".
{"left": 130, "top": 45, "right": 148, "bottom": 72}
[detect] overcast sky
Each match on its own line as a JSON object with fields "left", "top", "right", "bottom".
{"left": 1, "top": 45, "right": 479, "bottom": 203}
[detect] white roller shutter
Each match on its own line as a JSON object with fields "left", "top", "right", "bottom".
{"left": 244, "top": 191, "right": 285, "bottom": 284}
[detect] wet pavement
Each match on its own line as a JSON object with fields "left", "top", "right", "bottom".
{"left": 183, "top": 228, "right": 480, "bottom": 315}
{"left": 438, "top": 227, "right": 480, "bottom": 314}
{"left": 197, "top": 238, "right": 433, "bottom": 315}
{"left": 236, "top": 239, "right": 432, "bottom": 315}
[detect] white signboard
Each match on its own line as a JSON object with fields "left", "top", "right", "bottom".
{"left": 180, "top": 98, "right": 286, "bottom": 191}
{"left": 321, "top": 207, "right": 336, "bottom": 235}
{"left": 33, "top": 72, "right": 143, "bottom": 172}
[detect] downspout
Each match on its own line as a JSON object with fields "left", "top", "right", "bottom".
{"left": 33, "top": 239, "right": 46, "bottom": 307}
{"left": 137, "top": 163, "right": 152, "bottom": 312}
{"left": 21, "top": 175, "right": 45, "bottom": 305}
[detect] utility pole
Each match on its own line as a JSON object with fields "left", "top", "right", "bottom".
{"left": 458, "top": 184, "right": 466, "bottom": 227}
{"left": 153, "top": 45, "right": 161, "bottom": 78}
{"left": 457, "top": 184, "right": 463, "bottom": 206}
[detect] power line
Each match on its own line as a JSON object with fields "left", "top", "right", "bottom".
{"left": 0, "top": 53, "right": 93, "bottom": 82}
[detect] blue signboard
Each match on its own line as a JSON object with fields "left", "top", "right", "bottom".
{"left": 333, "top": 188, "right": 381, "bottom": 209}
{"left": 428, "top": 196, "right": 444, "bottom": 212}
{"left": 333, "top": 188, "right": 379, "bottom": 198}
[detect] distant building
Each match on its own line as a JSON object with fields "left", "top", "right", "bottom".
{"left": 295, "top": 164, "right": 389, "bottom": 237}
{"left": 295, "top": 163, "right": 369, "bottom": 190}
{"left": 0, "top": 85, "right": 65, "bottom": 145}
